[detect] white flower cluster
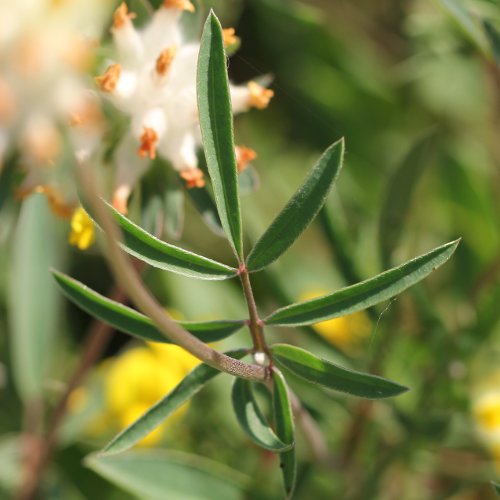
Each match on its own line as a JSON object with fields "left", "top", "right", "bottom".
{"left": 0, "top": 0, "right": 110, "bottom": 217}
{"left": 98, "top": 0, "right": 274, "bottom": 214}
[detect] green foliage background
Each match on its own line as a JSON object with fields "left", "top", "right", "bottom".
{"left": 1, "top": 0, "right": 500, "bottom": 498}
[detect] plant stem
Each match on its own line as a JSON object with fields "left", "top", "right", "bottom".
{"left": 79, "top": 159, "right": 267, "bottom": 382}
{"left": 239, "top": 266, "right": 268, "bottom": 354}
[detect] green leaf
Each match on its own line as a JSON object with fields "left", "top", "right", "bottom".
{"left": 103, "top": 349, "right": 247, "bottom": 455}
{"left": 492, "top": 481, "right": 500, "bottom": 495}
{"left": 272, "top": 369, "right": 297, "bottom": 498}
{"left": 0, "top": 152, "right": 19, "bottom": 212}
{"left": 52, "top": 270, "right": 244, "bottom": 345}
{"left": 271, "top": 344, "right": 409, "bottom": 399}
{"left": 378, "top": 133, "right": 436, "bottom": 268}
{"left": 197, "top": 12, "right": 243, "bottom": 259}
{"left": 484, "top": 20, "right": 500, "bottom": 64}
{"left": 231, "top": 377, "right": 292, "bottom": 452}
{"left": 247, "top": 139, "right": 344, "bottom": 272}
{"left": 107, "top": 203, "right": 237, "bottom": 280}
{"left": 436, "top": 0, "right": 488, "bottom": 53}
{"left": 86, "top": 450, "right": 247, "bottom": 500}
{"left": 8, "top": 194, "right": 62, "bottom": 401}
{"left": 265, "top": 240, "right": 459, "bottom": 326}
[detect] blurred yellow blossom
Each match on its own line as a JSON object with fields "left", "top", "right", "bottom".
{"left": 472, "top": 382, "right": 500, "bottom": 472}
{"left": 89, "top": 343, "right": 200, "bottom": 447}
{"left": 299, "top": 289, "right": 371, "bottom": 352}
{"left": 69, "top": 206, "right": 95, "bottom": 250}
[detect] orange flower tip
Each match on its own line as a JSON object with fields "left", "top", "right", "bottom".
{"left": 235, "top": 145, "right": 257, "bottom": 172}
{"left": 112, "top": 2, "right": 136, "bottom": 30}
{"left": 32, "top": 185, "right": 74, "bottom": 219}
{"left": 223, "top": 28, "right": 239, "bottom": 47}
{"left": 163, "top": 0, "right": 195, "bottom": 12}
{"left": 112, "top": 192, "right": 129, "bottom": 215}
{"left": 180, "top": 168, "right": 205, "bottom": 189}
{"left": 155, "top": 46, "right": 177, "bottom": 76}
{"left": 247, "top": 81, "right": 274, "bottom": 110}
{"left": 95, "top": 64, "right": 121, "bottom": 93}
{"left": 138, "top": 127, "right": 158, "bottom": 160}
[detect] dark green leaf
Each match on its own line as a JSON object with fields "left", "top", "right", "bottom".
{"left": 265, "top": 240, "right": 459, "bottom": 326}
{"left": 272, "top": 369, "right": 297, "bottom": 498}
{"left": 197, "top": 12, "right": 243, "bottom": 259}
{"left": 108, "top": 203, "right": 237, "bottom": 280}
{"left": 492, "top": 481, "right": 500, "bottom": 495}
{"left": 0, "top": 151, "right": 19, "bottom": 212}
{"left": 247, "top": 139, "right": 344, "bottom": 272}
{"left": 52, "top": 270, "right": 244, "bottom": 344}
{"left": 86, "top": 450, "right": 247, "bottom": 500}
{"left": 102, "top": 349, "right": 247, "bottom": 454}
{"left": 484, "top": 20, "right": 500, "bottom": 63}
{"left": 379, "top": 132, "right": 436, "bottom": 268}
{"left": 271, "top": 344, "right": 409, "bottom": 399}
{"left": 231, "top": 378, "right": 292, "bottom": 452}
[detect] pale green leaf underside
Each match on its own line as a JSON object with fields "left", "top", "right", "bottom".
{"left": 272, "top": 344, "right": 409, "bottom": 399}
{"left": 247, "top": 138, "right": 344, "bottom": 272}
{"left": 52, "top": 270, "right": 244, "bottom": 344}
{"left": 231, "top": 378, "right": 292, "bottom": 452}
{"left": 108, "top": 203, "right": 237, "bottom": 280}
{"left": 265, "top": 240, "right": 459, "bottom": 326}
{"left": 197, "top": 12, "right": 242, "bottom": 258}
{"left": 86, "top": 450, "right": 247, "bottom": 500}
{"left": 102, "top": 349, "right": 247, "bottom": 455}
{"left": 272, "top": 369, "right": 297, "bottom": 498}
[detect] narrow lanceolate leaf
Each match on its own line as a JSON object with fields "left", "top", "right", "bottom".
{"left": 86, "top": 450, "right": 247, "bottom": 500}
{"left": 272, "top": 369, "right": 297, "bottom": 498}
{"left": 52, "top": 271, "right": 244, "bottom": 344}
{"left": 9, "top": 194, "right": 62, "bottom": 401}
{"left": 265, "top": 239, "right": 459, "bottom": 326}
{"left": 197, "top": 12, "right": 243, "bottom": 259}
{"left": 271, "top": 344, "right": 409, "bottom": 399}
{"left": 247, "top": 139, "right": 344, "bottom": 272}
{"left": 103, "top": 349, "right": 248, "bottom": 455}
{"left": 108, "top": 203, "right": 237, "bottom": 280}
{"left": 231, "top": 378, "right": 292, "bottom": 452}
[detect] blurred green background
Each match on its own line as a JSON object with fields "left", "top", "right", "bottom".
{"left": 1, "top": 0, "right": 500, "bottom": 498}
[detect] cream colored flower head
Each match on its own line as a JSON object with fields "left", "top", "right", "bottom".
{"left": 98, "top": 2, "right": 274, "bottom": 215}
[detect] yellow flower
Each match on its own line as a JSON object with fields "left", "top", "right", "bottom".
{"left": 473, "top": 391, "right": 500, "bottom": 432}
{"left": 101, "top": 343, "right": 199, "bottom": 446}
{"left": 472, "top": 380, "right": 500, "bottom": 472}
{"left": 299, "top": 289, "right": 371, "bottom": 352}
{"left": 69, "top": 206, "right": 95, "bottom": 250}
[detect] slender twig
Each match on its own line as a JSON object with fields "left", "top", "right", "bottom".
{"left": 289, "top": 390, "right": 336, "bottom": 468}
{"left": 79, "top": 160, "right": 267, "bottom": 382}
{"left": 239, "top": 266, "right": 268, "bottom": 354}
{"left": 17, "top": 284, "right": 129, "bottom": 500}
